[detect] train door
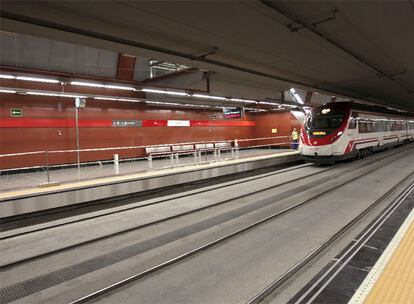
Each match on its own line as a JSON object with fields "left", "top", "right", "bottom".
{"left": 378, "top": 118, "right": 385, "bottom": 147}
{"left": 347, "top": 112, "right": 358, "bottom": 141}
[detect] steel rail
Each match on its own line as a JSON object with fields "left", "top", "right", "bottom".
{"left": 68, "top": 147, "right": 411, "bottom": 304}
{"left": 294, "top": 183, "right": 414, "bottom": 304}
{"left": 2, "top": 164, "right": 338, "bottom": 268}
{"left": 246, "top": 174, "right": 414, "bottom": 304}
{"left": 0, "top": 163, "right": 314, "bottom": 240}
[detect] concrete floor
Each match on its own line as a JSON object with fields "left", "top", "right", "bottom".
{"left": 1, "top": 145, "right": 413, "bottom": 304}
{"left": 0, "top": 148, "right": 290, "bottom": 192}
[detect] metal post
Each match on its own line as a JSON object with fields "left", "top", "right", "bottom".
{"left": 175, "top": 153, "right": 179, "bottom": 165}
{"left": 45, "top": 150, "right": 50, "bottom": 183}
{"left": 75, "top": 105, "right": 80, "bottom": 170}
{"left": 194, "top": 151, "right": 197, "bottom": 164}
{"left": 217, "top": 148, "right": 221, "bottom": 159}
{"left": 148, "top": 154, "right": 153, "bottom": 169}
{"left": 114, "top": 154, "right": 119, "bottom": 175}
{"left": 213, "top": 149, "right": 217, "bottom": 161}
{"left": 170, "top": 153, "right": 174, "bottom": 166}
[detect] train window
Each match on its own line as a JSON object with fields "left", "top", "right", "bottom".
{"left": 359, "top": 121, "right": 367, "bottom": 133}
{"left": 348, "top": 118, "right": 356, "bottom": 129}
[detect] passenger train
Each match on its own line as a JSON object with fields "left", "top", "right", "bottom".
{"left": 299, "top": 102, "right": 414, "bottom": 163}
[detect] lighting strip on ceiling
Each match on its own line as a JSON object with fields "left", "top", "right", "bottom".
{"left": 26, "top": 91, "right": 87, "bottom": 98}
{"left": 142, "top": 88, "right": 189, "bottom": 96}
{"left": 0, "top": 73, "right": 60, "bottom": 83}
{"left": 93, "top": 97, "right": 141, "bottom": 102}
{"left": 192, "top": 93, "right": 227, "bottom": 101}
{"left": 0, "top": 89, "right": 17, "bottom": 94}
{"left": 70, "top": 81, "right": 136, "bottom": 91}
{"left": 229, "top": 98, "right": 257, "bottom": 104}
{"left": 289, "top": 88, "right": 304, "bottom": 104}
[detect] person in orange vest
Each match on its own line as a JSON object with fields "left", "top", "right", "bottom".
{"left": 291, "top": 128, "right": 299, "bottom": 150}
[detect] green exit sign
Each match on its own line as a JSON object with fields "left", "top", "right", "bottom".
{"left": 10, "top": 108, "right": 23, "bottom": 117}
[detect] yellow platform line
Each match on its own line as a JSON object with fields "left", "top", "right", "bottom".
{"left": 349, "top": 208, "right": 414, "bottom": 304}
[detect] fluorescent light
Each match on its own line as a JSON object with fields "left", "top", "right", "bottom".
{"left": 245, "top": 107, "right": 267, "bottom": 112}
{"left": 71, "top": 81, "right": 136, "bottom": 91}
{"left": 93, "top": 97, "right": 140, "bottom": 102}
{"left": 16, "top": 76, "right": 59, "bottom": 83}
{"left": 229, "top": 98, "right": 257, "bottom": 104}
{"left": 71, "top": 81, "right": 105, "bottom": 88}
{"left": 0, "top": 89, "right": 17, "bottom": 94}
{"left": 26, "top": 91, "right": 86, "bottom": 98}
{"left": 0, "top": 74, "right": 16, "bottom": 79}
{"left": 192, "top": 94, "right": 226, "bottom": 100}
{"left": 290, "top": 88, "right": 304, "bottom": 104}
{"left": 104, "top": 85, "right": 135, "bottom": 91}
{"left": 142, "top": 88, "right": 189, "bottom": 96}
{"left": 145, "top": 101, "right": 182, "bottom": 106}
{"left": 258, "top": 101, "right": 279, "bottom": 106}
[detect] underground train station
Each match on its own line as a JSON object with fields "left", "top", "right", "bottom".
{"left": 0, "top": 1, "right": 413, "bottom": 303}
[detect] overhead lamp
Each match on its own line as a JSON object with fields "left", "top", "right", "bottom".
{"left": 16, "top": 76, "right": 60, "bottom": 84}
{"left": 71, "top": 81, "right": 105, "bottom": 88}
{"left": 192, "top": 94, "right": 226, "bottom": 101}
{"left": 229, "top": 98, "right": 257, "bottom": 104}
{"left": 93, "top": 97, "right": 141, "bottom": 102}
{"left": 0, "top": 89, "right": 17, "bottom": 94}
{"left": 71, "top": 81, "right": 136, "bottom": 91}
{"left": 26, "top": 91, "right": 86, "bottom": 98}
{"left": 290, "top": 88, "right": 304, "bottom": 104}
{"left": 0, "top": 74, "right": 16, "bottom": 79}
{"left": 142, "top": 88, "right": 189, "bottom": 96}
{"left": 258, "top": 101, "right": 279, "bottom": 106}
{"left": 104, "top": 85, "right": 135, "bottom": 91}
{"left": 145, "top": 100, "right": 182, "bottom": 106}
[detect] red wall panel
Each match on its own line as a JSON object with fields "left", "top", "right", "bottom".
{"left": 0, "top": 94, "right": 300, "bottom": 169}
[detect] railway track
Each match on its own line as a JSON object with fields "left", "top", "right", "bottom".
{"left": 247, "top": 177, "right": 414, "bottom": 304}
{"left": 64, "top": 147, "right": 413, "bottom": 303}
{"left": 0, "top": 145, "right": 413, "bottom": 304}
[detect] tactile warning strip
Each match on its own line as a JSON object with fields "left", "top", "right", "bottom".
{"left": 349, "top": 208, "right": 414, "bottom": 304}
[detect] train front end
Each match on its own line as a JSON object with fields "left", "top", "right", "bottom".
{"left": 299, "top": 103, "right": 352, "bottom": 163}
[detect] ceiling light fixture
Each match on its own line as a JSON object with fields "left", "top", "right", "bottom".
{"left": 258, "top": 101, "right": 279, "bottom": 106}
{"left": 0, "top": 89, "right": 17, "bottom": 94}
{"left": 229, "top": 98, "right": 257, "bottom": 104}
{"left": 142, "top": 88, "right": 189, "bottom": 96}
{"left": 93, "top": 97, "right": 140, "bottom": 102}
{"left": 26, "top": 91, "right": 86, "bottom": 98}
{"left": 0, "top": 74, "right": 16, "bottom": 79}
{"left": 290, "top": 88, "right": 304, "bottom": 104}
{"left": 71, "top": 81, "right": 136, "bottom": 91}
{"left": 16, "top": 76, "right": 60, "bottom": 84}
{"left": 192, "top": 94, "right": 227, "bottom": 101}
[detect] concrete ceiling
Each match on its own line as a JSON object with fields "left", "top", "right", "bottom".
{"left": 1, "top": 0, "right": 413, "bottom": 111}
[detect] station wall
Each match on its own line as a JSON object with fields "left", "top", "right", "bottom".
{"left": 0, "top": 95, "right": 300, "bottom": 170}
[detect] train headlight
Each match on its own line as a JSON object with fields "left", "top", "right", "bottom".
{"left": 330, "top": 131, "right": 343, "bottom": 142}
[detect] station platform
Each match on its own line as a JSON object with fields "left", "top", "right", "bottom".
{"left": 1, "top": 148, "right": 292, "bottom": 193}
{"left": 350, "top": 207, "right": 414, "bottom": 304}
{"left": 0, "top": 149, "right": 299, "bottom": 219}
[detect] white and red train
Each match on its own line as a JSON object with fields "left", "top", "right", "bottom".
{"left": 299, "top": 102, "right": 414, "bottom": 163}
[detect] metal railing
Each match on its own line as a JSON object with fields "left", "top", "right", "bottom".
{"left": 0, "top": 136, "right": 293, "bottom": 190}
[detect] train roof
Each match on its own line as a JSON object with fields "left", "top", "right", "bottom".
{"left": 318, "top": 102, "right": 414, "bottom": 119}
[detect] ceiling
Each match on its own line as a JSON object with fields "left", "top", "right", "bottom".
{"left": 1, "top": 0, "right": 413, "bottom": 111}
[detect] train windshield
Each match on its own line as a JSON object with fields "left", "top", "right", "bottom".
{"left": 305, "top": 107, "right": 346, "bottom": 130}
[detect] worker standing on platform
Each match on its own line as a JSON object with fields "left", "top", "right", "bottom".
{"left": 291, "top": 128, "right": 299, "bottom": 150}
